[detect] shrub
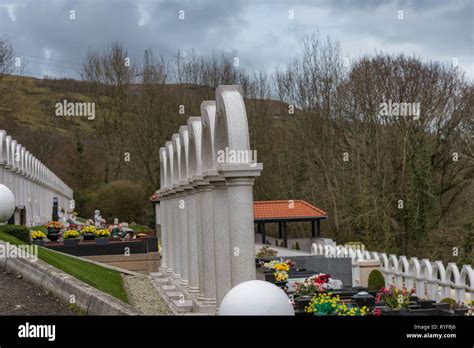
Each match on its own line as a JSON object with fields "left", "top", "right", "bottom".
{"left": 368, "top": 269, "right": 385, "bottom": 291}
{"left": 440, "top": 297, "right": 456, "bottom": 307}
{"left": 256, "top": 245, "right": 278, "bottom": 258}
{"left": 294, "top": 242, "right": 300, "bottom": 250}
{"left": 0, "top": 225, "right": 31, "bottom": 244}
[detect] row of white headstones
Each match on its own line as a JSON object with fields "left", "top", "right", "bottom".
{"left": 0, "top": 130, "right": 73, "bottom": 225}
{"left": 157, "top": 85, "right": 263, "bottom": 311}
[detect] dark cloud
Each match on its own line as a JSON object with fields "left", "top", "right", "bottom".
{"left": 0, "top": 0, "right": 472, "bottom": 79}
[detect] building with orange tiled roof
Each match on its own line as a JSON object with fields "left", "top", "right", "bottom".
{"left": 254, "top": 200, "right": 327, "bottom": 247}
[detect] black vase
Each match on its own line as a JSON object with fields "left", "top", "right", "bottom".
{"left": 82, "top": 233, "right": 95, "bottom": 241}
{"left": 47, "top": 228, "right": 60, "bottom": 242}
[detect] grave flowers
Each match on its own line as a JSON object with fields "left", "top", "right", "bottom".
{"left": 80, "top": 225, "right": 96, "bottom": 241}
{"left": 261, "top": 258, "right": 294, "bottom": 285}
{"left": 94, "top": 229, "right": 111, "bottom": 245}
{"left": 45, "top": 221, "right": 63, "bottom": 242}
{"left": 305, "top": 293, "right": 367, "bottom": 316}
{"left": 379, "top": 285, "right": 415, "bottom": 314}
{"left": 63, "top": 230, "right": 80, "bottom": 247}
{"left": 294, "top": 273, "right": 333, "bottom": 311}
{"left": 31, "top": 230, "right": 46, "bottom": 246}
{"left": 273, "top": 260, "right": 290, "bottom": 288}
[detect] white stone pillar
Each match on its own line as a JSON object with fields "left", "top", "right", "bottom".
{"left": 171, "top": 134, "right": 182, "bottom": 281}
{"left": 199, "top": 182, "right": 217, "bottom": 305}
{"left": 165, "top": 141, "right": 175, "bottom": 275}
{"left": 186, "top": 188, "right": 199, "bottom": 294}
{"left": 193, "top": 181, "right": 206, "bottom": 300}
{"left": 210, "top": 176, "right": 232, "bottom": 304}
{"left": 224, "top": 173, "right": 261, "bottom": 286}
{"left": 176, "top": 187, "right": 189, "bottom": 287}
{"left": 214, "top": 85, "right": 263, "bottom": 287}
{"left": 171, "top": 189, "right": 181, "bottom": 280}
{"left": 158, "top": 147, "right": 168, "bottom": 272}
{"left": 178, "top": 126, "right": 191, "bottom": 288}
{"left": 188, "top": 117, "right": 204, "bottom": 298}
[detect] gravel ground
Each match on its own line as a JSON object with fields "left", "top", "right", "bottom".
{"left": 0, "top": 270, "right": 76, "bottom": 315}
{"left": 124, "top": 275, "right": 172, "bottom": 315}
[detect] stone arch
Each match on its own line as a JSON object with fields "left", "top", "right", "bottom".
{"left": 165, "top": 141, "right": 174, "bottom": 187}
{"left": 201, "top": 101, "right": 217, "bottom": 173}
{"left": 407, "top": 257, "right": 421, "bottom": 290}
{"left": 214, "top": 86, "right": 250, "bottom": 165}
{"left": 386, "top": 254, "right": 399, "bottom": 285}
{"left": 0, "top": 130, "right": 6, "bottom": 163}
{"left": 159, "top": 147, "right": 167, "bottom": 189}
{"left": 396, "top": 256, "right": 410, "bottom": 288}
{"left": 187, "top": 117, "right": 202, "bottom": 179}
{"left": 431, "top": 261, "right": 446, "bottom": 301}
{"left": 172, "top": 135, "right": 181, "bottom": 186}
{"left": 5, "top": 135, "right": 11, "bottom": 165}
{"left": 10, "top": 139, "right": 17, "bottom": 169}
{"left": 417, "top": 259, "right": 433, "bottom": 299}
{"left": 460, "top": 265, "right": 474, "bottom": 301}
{"left": 444, "top": 262, "right": 461, "bottom": 301}
{"left": 179, "top": 126, "right": 190, "bottom": 183}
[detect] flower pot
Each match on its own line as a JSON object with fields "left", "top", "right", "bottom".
{"left": 82, "top": 233, "right": 95, "bottom": 241}
{"left": 295, "top": 296, "right": 313, "bottom": 312}
{"left": 381, "top": 308, "right": 405, "bottom": 316}
{"left": 417, "top": 300, "right": 435, "bottom": 309}
{"left": 64, "top": 238, "right": 79, "bottom": 247}
{"left": 47, "top": 228, "right": 60, "bottom": 242}
{"left": 32, "top": 239, "right": 46, "bottom": 246}
{"left": 433, "top": 303, "right": 450, "bottom": 311}
{"left": 274, "top": 281, "right": 287, "bottom": 289}
{"left": 454, "top": 308, "right": 468, "bottom": 316}
{"left": 264, "top": 273, "right": 276, "bottom": 283}
{"left": 95, "top": 237, "right": 110, "bottom": 245}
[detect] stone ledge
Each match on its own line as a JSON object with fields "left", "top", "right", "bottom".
{"left": 0, "top": 241, "right": 140, "bottom": 316}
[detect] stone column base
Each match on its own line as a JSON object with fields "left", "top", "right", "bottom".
{"left": 192, "top": 299, "right": 216, "bottom": 314}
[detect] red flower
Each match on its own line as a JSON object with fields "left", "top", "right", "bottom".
{"left": 375, "top": 308, "right": 381, "bottom": 316}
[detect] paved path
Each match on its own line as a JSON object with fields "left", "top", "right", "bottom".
{"left": 0, "top": 270, "right": 76, "bottom": 315}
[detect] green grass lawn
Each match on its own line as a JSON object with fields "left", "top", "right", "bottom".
{"left": 0, "top": 231, "right": 128, "bottom": 303}
{"left": 30, "top": 225, "right": 47, "bottom": 233}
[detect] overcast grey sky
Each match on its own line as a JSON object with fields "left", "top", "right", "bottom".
{"left": 1, "top": 0, "right": 472, "bottom": 80}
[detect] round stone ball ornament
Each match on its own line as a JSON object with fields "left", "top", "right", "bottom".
{"left": 0, "top": 184, "right": 15, "bottom": 224}
{"left": 218, "top": 280, "right": 295, "bottom": 315}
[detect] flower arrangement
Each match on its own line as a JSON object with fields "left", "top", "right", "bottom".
{"left": 63, "top": 230, "right": 80, "bottom": 239}
{"left": 274, "top": 271, "right": 288, "bottom": 282}
{"left": 305, "top": 293, "right": 367, "bottom": 316}
{"left": 294, "top": 273, "right": 333, "bottom": 295}
{"left": 273, "top": 260, "right": 291, "bottom": 283}
{"left": 45, "top": 221, "right": 63, "bottom": 229}
{"left": 80, "top": 226, "right": 96, "bottom": 234}
{"left": 274, "top": 261, "right": 290, "bottom": 272}
{"left": 262, "top": 260, "right": 279, "bottom": 270}
{"left": 31, "top": 231, "right": 46, "bottom": 240}
{"left": 262, "top": 258, "right": 294, "bottom": 270}
{"left": 378, "top": 285, "right": 415, "bottom": 309}
{"left": 94, "top": 229, "right": 111, "bottom": 238}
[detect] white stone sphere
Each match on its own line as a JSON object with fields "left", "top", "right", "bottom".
{"left": 218, "top": 280, "right": 295, "bottom": 315}
{"left": 0, "top": 184, "right": 15, "bottom": 223}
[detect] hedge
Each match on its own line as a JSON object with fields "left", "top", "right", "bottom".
{"left": 0, "top": 224, "right": 31, "bottom": 244}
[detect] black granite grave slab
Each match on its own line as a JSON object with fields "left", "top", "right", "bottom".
{"left": 44, "top": 237, "right": 159, "bottom": 256}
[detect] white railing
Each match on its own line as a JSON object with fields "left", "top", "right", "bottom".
{"left": 311, "top": 243, "right": 473, "bottom": 303}
{"left": 0, "top": 130, "right": 73, "bottom": 225}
